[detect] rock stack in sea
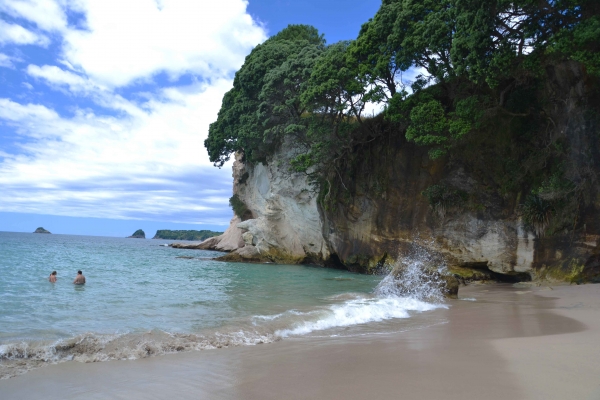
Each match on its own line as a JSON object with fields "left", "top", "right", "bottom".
{"left": 34, "top": 227, "right": 51, "bottom": 234}
{"left": 127, "top": 229, "right": 146, "bottom": 239}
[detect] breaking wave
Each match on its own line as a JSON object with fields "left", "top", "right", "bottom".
{"left": 1, "top": 242, "right": 450, "bottom": 380}
{"left": 274, "top": 296, "right": 444, "bottom": 337}
{"left": 0, "top": 329, "right": 278, "bottom": 379}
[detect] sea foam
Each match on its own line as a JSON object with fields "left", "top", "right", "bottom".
{"left": 275, "top": 296, "right": 446, "bottom": 337}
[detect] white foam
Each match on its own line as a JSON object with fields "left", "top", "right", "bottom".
{"left": 252, "top": 309, "right": 305, "bottom": 323}
{"left": 275, "top": 297, "right": 446, "bottom": 337}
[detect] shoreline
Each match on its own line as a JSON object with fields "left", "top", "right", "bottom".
{"left": 2, "top": 283, "right": 599, "bottom": 399}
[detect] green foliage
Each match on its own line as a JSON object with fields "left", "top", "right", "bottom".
{"left": 238, "top": 171, "right": 249, "bottom": 185}
{"left": 450, "top": 0, "right": 596, "bottom": 84}
{"left": 229, "top": 194, "right": 249, "bottom": 219}
{"left": 205, "top": 25, "right": 325, "bottom": 167}
{"left": 534, "top": 170, "right": 576, "bottom": 201}
{"left": 549, "top": 15, "right": 600, "bottom": 76}
{"left": 520, "top": 195, "right": 555, "bottom": 237}
{"left": 129, "top": 229, "right": 145, "bottom": 238}
{"left": 205, "top": 0, "right": 599, "bottom": 216}
{"left": 406, "top": 99, "right": 449, "bottom": 158}
{"left": 422, "top": 184, "right": 468, "bottom": 218}
{"left": 153, "top": 230, "right": 223, "bottom": 241}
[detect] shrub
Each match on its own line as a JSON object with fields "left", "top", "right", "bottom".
{"left": 520, "top": 194, "right": 555, "bottom": 237}
{"left": 229, "top": 194, "right": 249, "bottom": 219}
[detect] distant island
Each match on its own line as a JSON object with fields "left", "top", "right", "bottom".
{"left": 34, "top": 227, "right": 51, "bottom": 234}
{"left": 127, "top": 229, "right": 146, "bottom": 239}
{"left": 153, "top": 230, "right": 223, "bottom": 241}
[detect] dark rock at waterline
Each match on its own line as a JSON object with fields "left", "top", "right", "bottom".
{"left": 388, "top": 262, "right": 459, "bottom": 299}
{"left": 34, "top": 227, "right": 51, "bottom": 234}
{"left": 215, "top": 245, "right": 271, "bottom": 263}
{"left": 127, "top": 229, "right": 146, "bottom": 239}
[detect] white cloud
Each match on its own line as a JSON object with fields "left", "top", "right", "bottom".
{"left": 0, "top": 20, "right": 50, "bottom": 46}
{"left": 0, "top": 52, "right": 21, "bottom": 68}
{"left": 27, "top": 64, "right": 103, "bottom": 93}
{"left": 0, "top": 98, "right": 59, "bottom": 124}
{"left": 0, "top": 0, "right": 265, "bottom": 224}
{"left": 62, "top": 0, "right": 266, "bottom": 87}
{"left": 0, "top": 79, "right": 236, "bottom": 223}
{"left": 0, "top": 0, "right": 67, "bottom": 32}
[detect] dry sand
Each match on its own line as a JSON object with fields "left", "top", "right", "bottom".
{"left": 2, "top": 283, "right": 599, "bottom": 400}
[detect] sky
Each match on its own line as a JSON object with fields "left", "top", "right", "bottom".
{"left": 0, "top": 0, "right": 381, "bottom": 237}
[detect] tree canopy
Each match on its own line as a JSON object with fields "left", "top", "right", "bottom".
{"left": 205, "top": 2, "right": 599, "bottom": 189}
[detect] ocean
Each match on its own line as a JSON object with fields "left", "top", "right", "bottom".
{"left": 0, "top": 231, "right": 445, "bottom": 378}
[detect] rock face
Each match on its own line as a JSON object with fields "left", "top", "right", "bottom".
{"left": 205, "top": 148, "right": 330, "bottom": 264}
{"left": 34, "top": 227, "right": 51, "bottom": 234}
{"left": 201, "top": 63, "right": 600, "bottom": 283}
{"left": 203, "top": 135, "right": 599, "bottom": 282}
{"left": 127, "top": 229, "right": 145, "bottom": 239}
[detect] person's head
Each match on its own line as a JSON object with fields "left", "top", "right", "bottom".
{"left": 51, "top": 271, "right": 57, "bottom": 276}
{"left": 77, "top": 270, "right": 82, "bottom": 275}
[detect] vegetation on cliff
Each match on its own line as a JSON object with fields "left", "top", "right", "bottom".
{"left": 128, "top": 229, "right": 145, "bottom": 239}
{"left": 153, "top": 230, "right": 223, "bottom": 241}
{"left": 206, "top": 1, "right": 600, "bottom": 239}
{"left": 229, "top": 194, "right": 250, "bottom": 220}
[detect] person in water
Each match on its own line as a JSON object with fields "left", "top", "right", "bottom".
{"left": 73, "top": 270, "right": 86, "bottom": 285}
{"left": 48, "top": 271, "right": 57, "bottom": 283}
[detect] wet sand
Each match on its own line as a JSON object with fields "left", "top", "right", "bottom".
{"left": 2, "top": 283, "right": 600, "bottom": 400}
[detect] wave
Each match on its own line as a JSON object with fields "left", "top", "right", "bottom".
{"left": 1, "top": 245, "right": 451, "bottom": 380}
{"left": 274, "top": 296, "right": 446, "bottom": 337}
{"left": 0, "top": 329, "right": 278, "bottom": 379}
{"left": 0, "top": 292, "right": 446, "bottom": 379}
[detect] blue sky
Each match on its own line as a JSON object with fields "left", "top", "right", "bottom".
{"left": 0, "top": 0, "right": 381, "bottom": 237}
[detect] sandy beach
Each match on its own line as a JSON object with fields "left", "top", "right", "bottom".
{"left": 2, "top": 283, "right": 599, "bottom": 400}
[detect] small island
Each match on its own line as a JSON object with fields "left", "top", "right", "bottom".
{"left": 153, "top": 229, "right": 223, "bottom": 241}
{"left": 34, "top": 227, "right": 51, "bottom": 234}
{"left": 127, "top": 229, "right": 146, "bottom": 239}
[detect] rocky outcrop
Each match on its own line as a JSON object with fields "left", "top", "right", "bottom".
{"left": 34, "top": 227, "right": 51, "bottom": 234}
{"left": 200, "top": 62, "right": 600, "bottom": 283}
{"left": 205, "top": 138, "right": 599, "bottom": 282}
{"left": 200, "top": 149, "right": 330, "bottom": 264}
{"left": 171, "top": 216, "right": 244, "bottom": 252}
{"left": 127, "top": 229, "right": 145, "bottom": 239}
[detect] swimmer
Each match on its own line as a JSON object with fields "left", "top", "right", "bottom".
{"left": 73, "top": 270, "right": 86, "bottom": 285}
{"left": 49, "top": 271, "right": 57, "bottom": 283}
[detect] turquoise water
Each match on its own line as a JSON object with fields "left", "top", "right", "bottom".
{"left": 0, "top": 231, "right": 444, "bottom": 378}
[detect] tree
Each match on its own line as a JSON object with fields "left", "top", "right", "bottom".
{"left": 205, "top": 25, "right": 325, "bottom": 167}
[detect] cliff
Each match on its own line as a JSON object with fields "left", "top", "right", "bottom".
{"left": 205, "top": 62, "right": 600, "bottom": 284}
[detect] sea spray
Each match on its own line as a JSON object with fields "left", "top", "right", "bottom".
{"left": 375, "top": 242, "right": 458, "bottom": 301}
{"left": 271, "top": 244, "right": 452, "bottom": 337}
